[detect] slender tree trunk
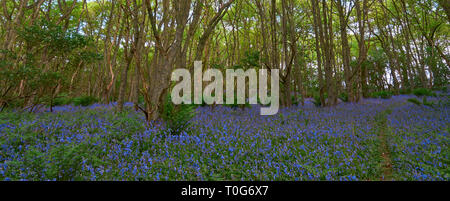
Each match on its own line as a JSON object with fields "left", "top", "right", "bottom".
{"left": 337, "top": 0, "right": 353, "bottom": 102}
{"left": 311, "top": 0, "right": 325, "bottom": 105}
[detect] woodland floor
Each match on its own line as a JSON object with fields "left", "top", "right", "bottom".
{"left": 0, "top": 94, "right": 448, "bottom": 181}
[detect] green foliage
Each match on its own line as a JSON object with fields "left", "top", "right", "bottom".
{"left": 0, "top": 62, "right": 63, "bottom": 108}
{"left": 312, "top": 94, "right": 322, "bottom": 107}
{"left": 407, "top": 97, "right": 434, "bottom": 107}
{"left": 425, "top": 47, "right": 449, "bottom": 87}
{"left": 52, "top": 94, "right": 73, "bottom": 106}
{"left": 432, "top": 86, "right": 447, "bottom": 93}
{"left": 211, "top": 63, "right": 226, "bottom": 69}
{"left": 72, "top": 96, "right": 98, "bottom": 106}
{"left": 18, "top": 19, "right": 91, "bottom": 55}
{"left": 291, "top": 95, "right": 300, "bottom": 105}
{"left": 371, "top": 91, "right": 393, "bottom": 99}
{"left": 422, "top": 97, "right": 434, "bottom": 107}
{"left": 161, "top": 94, "right": 196, "bottom": 135}
{"left": 5, "top": 138, "right": 104, "bottom": 181}
{"left": 0, "top": 19, "right": 101, "bottom": 110}
{"left": 0, "top": 110, "right": 33, "bottom": 124}
{"left": 399, "top": 88, "right": 412, "bottom": 95}
{"left": 138, "top": 95, "right": 145, "bottom": 105}
{"left": 111, "top": 111, "right": 145, "bottom": 141}
{"left": 407, "top": 98, "right": 422, "bottom": 106}
{"left": 339, "top": 92, "right": 349, "bottom": 102}
{"left": 413, "top": 88, "right": 434, "bottom": 97}
{"left": 240, "top": 50, "right": 260, "bottom": 69}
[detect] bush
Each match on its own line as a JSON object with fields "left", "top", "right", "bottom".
{"left": 0, "top": 20, "right": 102, "bottom": 111}
{"left": 422, "top": 97, "right": 434, "bottom": 107}
{"left": 4, "top": 140, "right": 104, "bottom": 181}
{"left": 431, "top": 86, "right": 447, "bottom": 93}
{"left": 52, "top": 97, "right": 71, "bottom": 106}
{"left": 51, "top": 93, "right": 72, "bottom": 106}
{"left": 0, "top": 110, "right": 34, "bottom": 124}
{"left": 413, "top": 88, "right": 434, "bottom": 97}
{"left": 407, "top": 98, "right": 422, "bottom": 106}
{"left": 339, "top": 92, "right": 349, "bottom": 102}
{"left": 312, "top": 95, "right": 322, "bottom": 107}
{"left": 3, "top": 99, "right": 25, "bottom": 108}
{"left": 291, "top": 95, "right": 299, "bottom": 105}
{"left": 138, "top": 95, "right": 145, "bottom": 105}
{"left": 399, "top": 88, "right": 412, "bottom": 95}
{"left": 161, "top": 94, "right": 196, "bottom": 135}
{"left": 72, "top": 96, "right": 98, "bottom": 106}
{"left": 371, "top": 91, "right": 393, "bottom": 99}
{"left": 407, "top": 97, "right": 434, "bottom": 107}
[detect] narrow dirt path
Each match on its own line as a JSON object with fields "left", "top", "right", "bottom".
{"left": 375, "top": 110, "right": 394, "bottom": 181}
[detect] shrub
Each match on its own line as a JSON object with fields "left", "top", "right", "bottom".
{"left": 291, "top": 95, "right": 300, "bottom": 105}
{"left": 0, "top": 20, "right": 102, "bottom": 111}
{"left": 422, "top": 97, "right": 434, "bottom": 107}
{"left": 2, "top": 121, "right": 105, "bottom": 181}
{"left": 72, "top": 96, "right": 98, "bottom": 106}
{"left": 339, "top": 92, "right": 349, "bottom": 102}
{"left": 112, "top": 111, "right": 145, "bottom": 141}
{"left": 52, "top": 97, "right": 72, "bottom": 106}
{"left": 312, "top": 95, "right": 322, "bottom": 107}
{"left": 0, "top": 110, "right": 34, "bottom": 124}
{"left": 3, "top": 99, "right": 25, "bottom": 109}
{"left": 407, "top": 98, "right": 422, "bottom": 106}
{"left": 413, "top": 88, "right": 434, "bottom": 97}
{"left": 399, "top": 88, "right": 412, "bottom": 95}
{"left": 371, "top": 91, "right": 393, "bottom": 99}
{"left": 407, "top": 97, "right": 434, "bottom": 107}
{"left": 138, "top": 95, "right": 145, "bottom": 105}
{"left": 161, "top": 94, "right": 196, "bottom": 135}
{"left": 51, "top": 93, "right": 72, "bottom": 106}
